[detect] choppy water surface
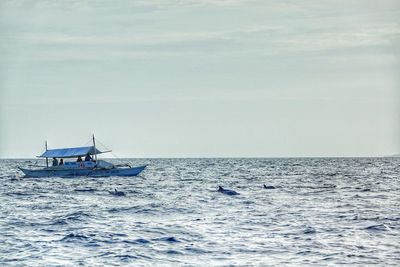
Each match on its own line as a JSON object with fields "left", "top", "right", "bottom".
{"left": 1, "top": 158, "right": 399, "bottom": 266}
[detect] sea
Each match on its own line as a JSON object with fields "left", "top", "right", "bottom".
{"left": 0, "top": 158, "right": 399, "bottom": 266}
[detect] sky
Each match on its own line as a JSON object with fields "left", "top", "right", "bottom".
{"left": 0, "top": 0, "right": 399, "bottom": 158}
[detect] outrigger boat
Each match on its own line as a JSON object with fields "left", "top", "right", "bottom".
{"left": 18, "top": 135, "right": 147, "bottom": 178}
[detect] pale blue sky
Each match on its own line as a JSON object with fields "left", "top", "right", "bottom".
{"left": 1, "top": 0, "right": 399, "bottom": 158}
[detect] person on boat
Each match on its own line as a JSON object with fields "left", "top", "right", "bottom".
{"left": 84, "top": 154, "right": 92, "bottom": 161}
{"left": 52, "top": 157, "right": 58, "bottom": 166}
{"left": 59, "top": 159, "right": 64, "bottom": 165}
{"left": 77, "top": 156, "right": 83, "bottom": 162}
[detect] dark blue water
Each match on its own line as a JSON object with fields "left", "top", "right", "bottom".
{"left": 1, "top": 158, "right": 399, "bottom": 266}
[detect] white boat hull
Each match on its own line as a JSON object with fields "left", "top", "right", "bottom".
{"left": 18, "top": 165, "right": 147, "bottom": 178}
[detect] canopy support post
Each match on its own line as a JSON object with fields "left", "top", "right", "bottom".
{"left": 45, "top": 141, "right": 49, "bottom": 168}
{"left": 92, "top": 134, "right": 98, "bottom": 162}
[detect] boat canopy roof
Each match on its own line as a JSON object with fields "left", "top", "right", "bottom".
{"left": 39, "top": 146, "right": 105, "bottom": 158}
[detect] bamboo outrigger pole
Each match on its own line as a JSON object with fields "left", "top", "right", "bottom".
{"left": 92, "top": 134, "right": 98, "bottom": 162}
{"left": 45, "top": 141, "right": 49, "bottom": 168}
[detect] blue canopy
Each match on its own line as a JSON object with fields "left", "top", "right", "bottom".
{"left": 39, "top": 146, "right": 104, "bottom": 158}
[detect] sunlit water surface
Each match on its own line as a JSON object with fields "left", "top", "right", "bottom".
{"left": 1, "top": 158, "right": 399, "bottom": 266}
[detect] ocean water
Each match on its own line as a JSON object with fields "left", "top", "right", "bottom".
{"left": 1, "top": 158, "right": 399, "bottom": 266}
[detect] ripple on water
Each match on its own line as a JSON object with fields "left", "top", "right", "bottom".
{"left": 363, "top": 224, "right": 391, "bottom": 232}
{"left": 60, "top": 233, "right": 90, "bottom": 242}
{"left": 153, "top": 236, "right": 180, "bottom": 243}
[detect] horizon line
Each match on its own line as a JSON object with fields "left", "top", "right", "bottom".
{"left": 0, "top": 155, "right": 397, "bottom": 160}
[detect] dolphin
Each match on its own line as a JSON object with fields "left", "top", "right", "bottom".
{"left": 110, "top": 189, "right": 126, "bottom": 196}
{"left": 218, "top": 186, "right": 240, "bottom": 195}
{"left": 263, "top": 184, "right": 276, "bottom": 189}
